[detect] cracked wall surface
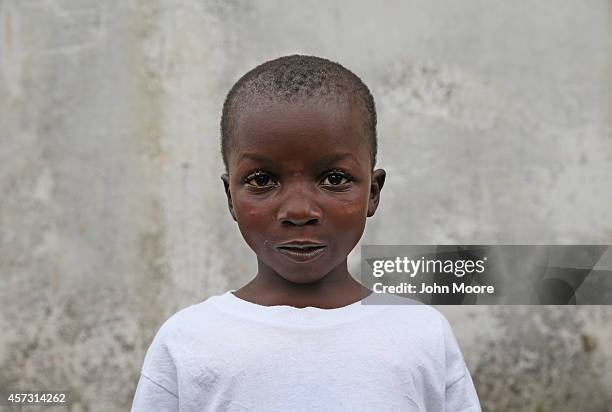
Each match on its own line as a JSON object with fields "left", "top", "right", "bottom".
{"left": 1, "top": 1, "right": 611, "bottom": 411}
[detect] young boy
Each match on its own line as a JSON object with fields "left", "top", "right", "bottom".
{"left": 131, "top": 55, "right": 481, "bottom": 411}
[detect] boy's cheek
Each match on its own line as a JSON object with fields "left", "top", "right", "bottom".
{"left": 331, "top": 202, "right": 368, "bottom": 224}
{"left": 233, "top": 203, "right": 273, "bottom": 233}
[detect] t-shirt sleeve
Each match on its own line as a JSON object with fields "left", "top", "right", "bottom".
{"left": 131, "top": 373, "right": 179, "bottom": 411}
{"left": 131, "top": 322, "right": 180, "bottom": 412}
{"left": 440, "top": 315, "right": 482, "bottom": 412}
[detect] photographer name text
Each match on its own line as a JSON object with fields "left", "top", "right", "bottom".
{"left": 373, "top": 282, "right": 495, "bottom": 294}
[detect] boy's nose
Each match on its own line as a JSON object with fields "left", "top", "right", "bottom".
{"left": 277, "top": 191, "right": 322, "bottom": 226}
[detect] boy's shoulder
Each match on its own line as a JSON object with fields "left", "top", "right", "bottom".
{"left": 365, "top": 293, "right": 457, "bottom": 342}
{"left": 152, "top": 293, "right": 225, "bottom": 341}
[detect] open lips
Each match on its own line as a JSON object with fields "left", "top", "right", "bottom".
{"left": 275, "top": 241, "right": 327, "bottom": 262}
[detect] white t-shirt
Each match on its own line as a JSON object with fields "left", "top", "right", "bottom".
{"left": 131, "top": 290, "right": 481, "bottom": 412}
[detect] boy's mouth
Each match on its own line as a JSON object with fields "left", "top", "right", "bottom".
{"left": 275, "top": 241, "right": 327, "bottom": 262}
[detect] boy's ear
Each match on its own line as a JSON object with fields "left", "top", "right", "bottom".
{"left": 367, "top": 169, "right": 386, "bottom": 217}
{"left": 221, "top": 173, "right": 237, "bottom": 222}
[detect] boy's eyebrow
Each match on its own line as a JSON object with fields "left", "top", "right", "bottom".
{"left": 313, "top": 153, "right": 358, "bottom": 168}
{"left": 238, "top": 152, "right": 359, "bottom": 167}
{"left": 238, "top": 153, "right": 272, "bottom": 163}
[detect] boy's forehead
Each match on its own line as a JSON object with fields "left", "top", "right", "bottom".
{"left": 231, "top": 99, "right": 368, "bottom": 153}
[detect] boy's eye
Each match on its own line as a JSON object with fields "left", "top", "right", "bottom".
{"left": 320, "top": 171, "right": 351, "bottom": 187}
{"left": 244, "top": 171, "right": 277, "bottom": 188}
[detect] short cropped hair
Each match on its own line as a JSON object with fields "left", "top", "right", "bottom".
{"left": 220, "top": 55, "right": 377, "bottom": 172}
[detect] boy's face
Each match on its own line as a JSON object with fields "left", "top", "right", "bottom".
{"left": 222, "top": 99, "right": 385, "bottom": 285}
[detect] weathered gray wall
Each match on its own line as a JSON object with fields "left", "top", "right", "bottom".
{"left": 1, "top": 1, "right": 610, "bottom": 411}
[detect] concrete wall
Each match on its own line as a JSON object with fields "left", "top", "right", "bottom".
{"left": 1, "top": 1, "right": 610, "bottom": 411}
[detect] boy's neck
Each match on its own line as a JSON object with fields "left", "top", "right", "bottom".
{"left": 233, "top": 261, "right": 372, "bottom": 309}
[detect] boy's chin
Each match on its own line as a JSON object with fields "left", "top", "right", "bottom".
{"left": 275, "top": 269, "right": 329, "bottom": 285}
